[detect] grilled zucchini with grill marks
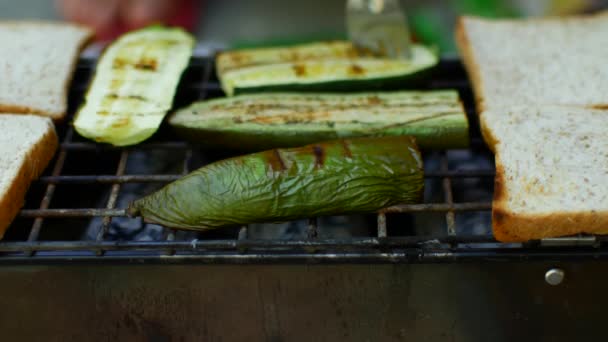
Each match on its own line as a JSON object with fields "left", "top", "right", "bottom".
{"left": 74, "top": 26, "right": 194, "bottom": 146}
{"left": 129, "top": 136, "right": 424, "bottom": 230}
{"left": 169, "top": 90, "right": 468, "bottom": 150}
{"left": 216, "top": 41, "right": 438, "bottom": 96}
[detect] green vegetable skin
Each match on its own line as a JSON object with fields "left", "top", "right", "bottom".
{"left": 169, "top": 91, "right": 469, "bottom": 150}
{"left": 74, "top": 26, "right": 194, "bottom": 146}
{"left": 129, "top": 136, "right": 424, "bottom": 230}
{"left": 216, "top": 41, "right": 438, "bottom": 96}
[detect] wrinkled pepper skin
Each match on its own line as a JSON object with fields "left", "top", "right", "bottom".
{"left": 129, "top": 136, "right": 424, "bottom": 230}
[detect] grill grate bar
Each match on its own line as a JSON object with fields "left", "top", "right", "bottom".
{"left": 164, "top": 229, "right": 176, "bottom": 256}
{"left": 377, "top": 213, "right": 387, "bottom": 238}
{"left": 18, "top": 202, "right": 491, "bottom": 219}
{"left": 20, "top": 208, "right": 128, "bottom": 218}
{"left": 39, "top": 175, "right": 181, "bottom": 184}
{"left": 95, "top": 150, "right": 129, "bottom": 255}
{"left": 164, "top": 148, "right": 194, "bottom": 255}
{"left": 60, "top": 141, "right": 191, "bottom": 151}
{"left": 238, "top": 226, "right": 248, "bottom": 240}
{"left": 35, "top": 169, "right": 496, "bottom": 185}
{"left": 381, "top": 202, "right": 490, "bottom": 213}
{"left": 0, "top": 235, "right": 501, "bottom": 253}
{"left": 441, "top": 152, "right": 456, "bottom": 235}
{"left": 26, "top": 127, "right": 74, "bottom": 255}
{"left": 199, "top": 56, "right": 214, "bottom": 99}
{"left": 307, "top": 218, "right": 318, "bottom": 239}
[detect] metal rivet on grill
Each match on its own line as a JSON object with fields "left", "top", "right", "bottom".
{"left": 545, "top": 268, "right": 565, "bottom": 286}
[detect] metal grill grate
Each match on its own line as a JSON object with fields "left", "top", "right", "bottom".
{"left": 0, "top": 56, "right": 604, "bottom": 263}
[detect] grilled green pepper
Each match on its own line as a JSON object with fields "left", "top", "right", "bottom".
{"left": 74, "top": 26, "right": 194, "bottom": 146}
{"left": 169, "top": 90, "right": 468, "bottom": 151}
{"left": 129, "top": 136, "right": 424, "bottom": 230}
{"left": 216, "top": 41, "right": 438, "bottom": 96}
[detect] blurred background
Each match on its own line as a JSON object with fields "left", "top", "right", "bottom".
{"left": 1, "top": 0, "right": 607, "bottom": 56}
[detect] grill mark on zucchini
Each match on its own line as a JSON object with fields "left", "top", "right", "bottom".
{"left": 135, "top": 58, "right": 158, "bottom": 71}
{"left": 111, "top": 117, "right": 131, "bottom": 128}
{"left": 182, "top": 103, "right": 463, "bottom": 123}
{"left": 313, "top": 145, "right": 325, "bottom": 168}
{"left": 169, "top": 91, "right": 469, "bottom": 150}
{"left": 293, "top": 64, "right": 307, "bottom": 77}
{"left": 217, "top": 42, "right": 362, "bottom": 73}
{"left": 215, "top": 93, "right": 454, "bottom": 103}
{"left": 234, "top": 109, "right": 462, "bottom": 125}
{"left": 112, "top": 58, "right": 128, "bottom": 69}
{"left": 341, "top": 140, "right": 353, "bottom": 158}
{"left": 248, "top": 111, "right": 333, "bottom": 124}
{"left": 367, "top": 96, "right": 382, "bottom": 105}
{"left": 104, "top": 94, "right": 149, "bottom": 101}
{"left": 206, "top": 102, "right": 459, "bottom": 116}
{"left": 112, "top": 57, "right": 159, "bottom": 71}
{"left": 349, "top": 64, "right": 365, "bottom": 76}
{"left": 87, "top": 112, "right": 165, "bottom": 117}
{"left": 129, "top": 95, "right": 148, "bottom": 101}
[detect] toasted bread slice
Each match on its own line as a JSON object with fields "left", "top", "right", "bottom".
{"left": 0, "top": 21, "right": 92, "bottom": 120}
{"left": 456, "top": 12, "right": 608, "bottom": 117}
{"left": 0, "top": 115, "right": 58, "bottom": 238}
{"left": 457, "top": 12, "right": 608, "bottom": 241}
{"left": 481, "top": 106, "right": 608, "bottom": 242}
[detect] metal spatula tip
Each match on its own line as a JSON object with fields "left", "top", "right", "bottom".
{"left": 346, "top": 0, "right": 412, "bottom": 59}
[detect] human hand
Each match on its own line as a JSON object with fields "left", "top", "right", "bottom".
{"left": 56, "top": 0, "right": 198, "bottom": 41}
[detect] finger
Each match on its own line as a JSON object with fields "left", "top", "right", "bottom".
{"left": 55, "top": 0, "right": 120, "bottom": 33}
{"left": 121, "top": 0, "right": 178, "bottom": 29}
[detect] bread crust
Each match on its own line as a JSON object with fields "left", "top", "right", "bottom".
{"left": 55, "top": 27, "right": 94, "bottom": 121}
{"left": 454, "top": 17, "right": 486, "bottom": 115}
{"left": 458, "top": 12, "right": 608, "bottom": 242}
{"left": 0, "top": 120, "right": 58, "bottom": 238}
{"left": 492, "top": 154, "right": 608, "bottom": 242}
{"left": 0, "top": 104, "right": 63, "bottom": 121}
{"left": 477, "top": 112, "right": 498, "bottom": 153}
{"left": 0, "top": 21, "right": 93, "bottom": 121}
{"left": 456, "top": 17, "right": 500, "bottom": 153}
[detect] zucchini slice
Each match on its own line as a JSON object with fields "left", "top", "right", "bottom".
{"left": 169, "top": 90, "right": 469, "bottom": 150}
{"left": 74, "top": 26, "right": 194, "bottom": 146}
{"left": 216, "top": 41, "right": 438, "bottom": 96}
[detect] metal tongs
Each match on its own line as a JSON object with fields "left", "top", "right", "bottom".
{"left": 346, "top": 0, "right": 412, "bottom": 59}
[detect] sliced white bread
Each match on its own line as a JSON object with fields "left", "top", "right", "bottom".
{"left": 456, "top": 12, "right": 608, "bottom": 241}
{"left": 456, "top": 12, "right": 608, "bottom": 115}
{"left": 481, "top": 106, "right": 608, "bottom": 242}
{"left": 0, "top": 115, "right": 58, "bottom": 238}
{"left": 0, "top": 21, "right": 92, "bottom": 120}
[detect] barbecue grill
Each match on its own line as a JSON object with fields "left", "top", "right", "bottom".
{"left": 2, "top": 54, "right": 607, "bottom": 342}
{"left": 0, "top": 56, "right": 603, "bottom": 263}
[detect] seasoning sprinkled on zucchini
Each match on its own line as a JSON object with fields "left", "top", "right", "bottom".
{"left": 216, "top": 41, "right": 438, "bottom": 96}
{"left": 74, "top": 26, "right": 194, "bottom": 146}
{"left": 169, "top": 91, "right": 468, "bottom": 150}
